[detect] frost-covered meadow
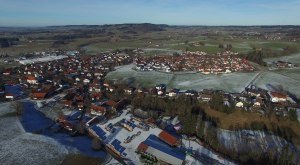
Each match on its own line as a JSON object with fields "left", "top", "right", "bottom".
{"left": 0, "top": 102, "right": 70, "bottom": 165}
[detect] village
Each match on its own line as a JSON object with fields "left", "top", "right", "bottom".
{"left": 0, "top": 49, "right": 299, "bottom": 165}
{"left": 134, "top": 51, "right": 255, "bottom": 74}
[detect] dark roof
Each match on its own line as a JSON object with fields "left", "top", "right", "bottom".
{"left": 143, "top": 134, "right": 185, "bottom": 161}
{"left": 90, "top": 125, "right": 107, "bottom": 140}
{"left": 111, "top": 139, "right": 126, "bottom": 153}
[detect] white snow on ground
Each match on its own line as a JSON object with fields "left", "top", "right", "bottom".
{"left": 181, "top": 140, "right": 235, "bottom": 165}
{"left": 0, "top": 133, "right": 69, "bottom": 165}
{"left": 98, "top": 109, "right": 161, "bottom": 164}
{"left": 253, "top": 71, "right": 300, "bottom": 97}
{"left": 173, "top": 72, "right": 259, "bottom": 93}
{"left": 33, "top": 93, "right": 69, "bottom": 120}
{"left": 19, "top": 55, "right": 68, "bottom": 65}
{"left": 101, "top": 108, "right": 234, "bottom": 165}
{"left": 106, "top": 64, "right": 259, "bottom": 93}
{"left": 0, "top": 101, "right": 74, "bottom": 165}
{"left": 263, "top": 53, "right": 300, "bottom": 64}
{"left": 217, "top": 129, "right": 297, "bottom": 155}
{"left": 107, "top": 61, "right": 300, "bottom": 97}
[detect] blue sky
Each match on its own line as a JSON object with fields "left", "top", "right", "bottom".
{"left": 0, "top": 0, "right": 299, "bottom": 26}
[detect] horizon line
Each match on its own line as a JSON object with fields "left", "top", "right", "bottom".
{"left": 1, "top": 23, "right": 300, "bottom": 28}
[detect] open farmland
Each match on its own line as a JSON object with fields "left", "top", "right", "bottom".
{"left": 2, "top": 25, "right": 300, "bottom": 57}
{"left": 253, "top": 71, "right": 300, "bottom": 97}
{"left": 169, "top": 72, "right": 259, "bottom": 92}
{"left": 106, "top": 60, "right": 300, "bottom": 97}
{"left": 106, "top": 64, "right": 260, "bottom": 93}
{"left": 264, "top": 53, "right": 300, "bottom": 64}
{"left": 106, "top": 64, "right": 174, "bottom": 87}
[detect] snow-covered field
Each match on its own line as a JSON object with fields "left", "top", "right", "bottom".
{"left": 0, "top": 101, "right": 71, "bottom": 165}
{"left": 106, "top": 62, "right": 300, "bottom": 97}
{"left": 217, "top": 129, "right": 299, "bottom": 156}
{"left": 19, "top": 55, "right": 68, "bottom": 65}
{"left": 106, "top": 64, "right": 259, "bottom": 93}
{"left": 264, "top": 53, "right": 300, "bottom": 64}
{"left": 100, "top": 108, "right": 234, "bottom": 165}
{"left": 169, "top": 72, "right": 259, "bottom": 93}
{"left": 106, "top": 64, "right": 174, "bottom": 87}
{"left": 253, "top": 71, "right": 300, "bottom": 97}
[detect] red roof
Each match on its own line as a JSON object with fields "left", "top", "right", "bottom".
{"left": 75, "top": 96, "right": 84, "bottom": 101}
{"left": 91, "top": 93, "right": 103, "bottom": 98}
{"left": 27, "top": 76, "right": 36, "bottom": 81}
{"left": 5, "top": 93, "right": 14, "bottom": 97}
{"left": 64, "top": 100, "right": 72, "bottom": 106}
{"left": 106, "top": 100, "right": 117, "bottom": 107}
{"left": 270, "top": 92, "right": 287, "bottom": 99}
{"left": 33, "top": 92, "right": 46, "bottom": 99}
{"left": 137, "top": 142, "right": 148, "bottom": 152}
{"left": 91, "top": 105, "right": 106, "bottom": 112}
{"left": 158, "top": 131, "right": 179, "bottom": 146}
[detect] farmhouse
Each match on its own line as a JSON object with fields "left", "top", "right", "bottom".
{"left": 27, "top": 76, "right": 38, "bottom": 84}
{"left": 269, "top": 92, "right": 287, "bottom": 102}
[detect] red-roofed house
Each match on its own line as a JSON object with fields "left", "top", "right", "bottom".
{"left": 63, "top": 100, "right": 72, "bottom": 107}
{"left": 77, "top": 102, "right": 84, "bottom": 110}
{"left": 32, "top": 92, "right": 46, "bottom": 100}
{"left": 27, "top": 76, "right": 37, "bottom": 84}
{"left": 106, "top": 100, "right": 117, "bottom": 110}
{"left": 158, "top": 131, "right": 180, "bottom": 146}
{"left": 90, "top": 104, "right": 106, "bottom": 116}
{"left": 91, "top": 92, "right": 103, "bottom": 101}
{"left": 269, "top": 92, "right": 287, "bottom": 102}
{"left": 5, "top": 93, "right": 14, "bottom": 100}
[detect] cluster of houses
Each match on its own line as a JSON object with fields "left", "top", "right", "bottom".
{"left": 119, "top": 83, "right": 299, "bottom": 118}
{"left": 1, "top": 49, "right": 133, "bottom": 98}
{"left": 268, "top": 60, "right": 296, "bottom": 69}
{"left": 1, "top": 48, "right": 298, "bottom": 120}
{"left": 1, "top": 48, "right": 299, "bottom": 164}
{"left": 135, "top": 51, "right": 255, "bottom": 74}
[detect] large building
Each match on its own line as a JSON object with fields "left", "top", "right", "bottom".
{"left": 158, "top": 130, "right": 181, "bottom": 146}
{"left": 137, "top": 134, "right": 186, "bottom": 165}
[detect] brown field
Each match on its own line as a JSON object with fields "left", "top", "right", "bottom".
{"left": 61, "top": 154, "right": 104, "bottom": 165}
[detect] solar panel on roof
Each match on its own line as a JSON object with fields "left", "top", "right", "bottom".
{"left": 119, "top": 147, "right": 125, "bottom": 153}
{"left": 143, "top": 134, "right": 186, "bottom": 161}
{"left": 111, "top": 139, "right": 117, "bottom": 145}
